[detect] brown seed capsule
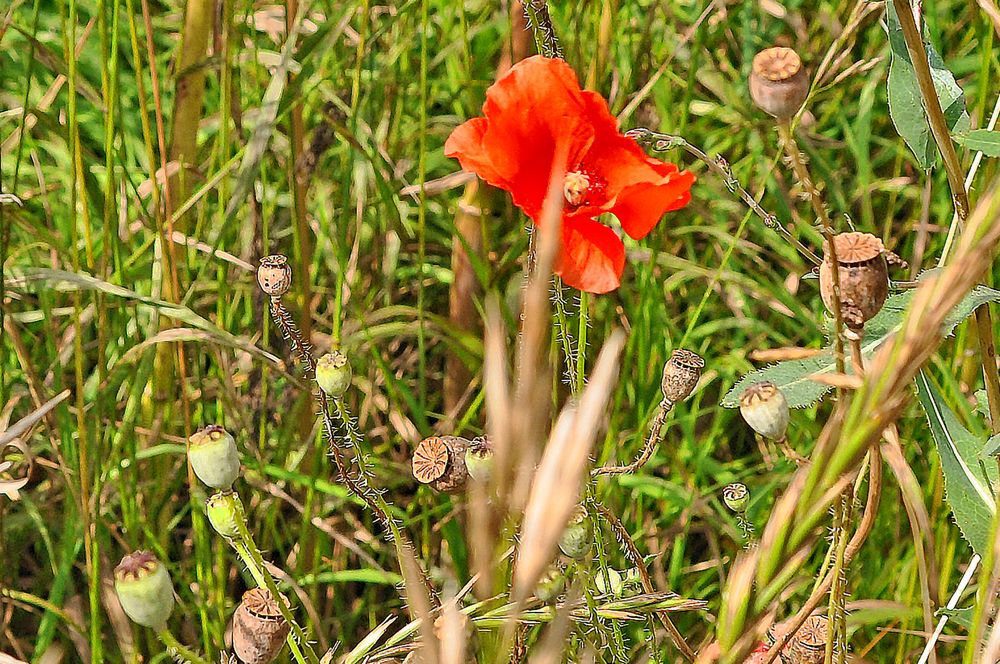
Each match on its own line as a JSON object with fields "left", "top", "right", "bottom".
{"left": 232, "top": 588, "right": 290, "bottom": 664}
{"left": 412, "top": 436, "right": 469, "bottom": 493}
{"left": 661, "top": 349, "right": 705, "bottom": 404}
{"left": 749, "top": 47, "right": 810, "bottom": 119}
{"left": 818, "top": 232, "right": 889, "bottom": 330}
{"left": 769, "top": 614, "right": 828, "bottom": 664}
{"left": 257, "top": 255, "right": 292, "bottom": 297}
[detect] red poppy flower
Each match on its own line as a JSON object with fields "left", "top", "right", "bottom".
{"left": 445, "top": 55, "right": 694, "bottom": 293}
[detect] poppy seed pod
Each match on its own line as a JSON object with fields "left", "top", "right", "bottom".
{"left": 661, "top": 349, "right": 705, "bottom": 404}
{"left": 739, "top": 381, "right": 790, "bottom": 441}
{"left": 464, "top": 436, "right": 494, "bottom": 483}
{"left": 749, "top": 47, "right": 810, "bottom": 119}
{"left": 819, "top": 232, "right": 889, "bottom": 330}
{"left": 232, "top": 588, "right": 291, "bottom": 664}
{"left": 206, "top": 490, "right": 246, "bottom": 539}
{"left": 594, "top": 568, "right": 625, "bottom": 597}
{"left": 769, "top": 615, "right": 828, "bottom": 664}
{"left": 558, "top": 505, "right": 592, "bottom": 559}
{"left": 188, "top": 425, "right": 241, "bottom": 490}
{"left": 257, "top": 255, "right": 292, "bottom": 297}
{"left": 723, "top": 482, "right": 750, "bottom": 514}
{"left": 412, "top": 436, "right": 469, "bottom": 493}
{"left": 316, "top": 351, "right": 352, "bottom": 398}
{"left": 114, "top": 551, "right": 175, "bottom": 628}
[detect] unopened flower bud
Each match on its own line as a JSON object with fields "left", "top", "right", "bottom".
{"left": 233, "top": 587, "right": 290, "bottom": 664}
{"left": 188, "top": 425, "right": 240, "bottom": 490}
{"left": 558, "top": 505, "right": 592, "bottom": 559}
{"left": 723, "top": 483, "right": 750, "bottom": 514}
{"left": 412, "top": 436, "right": 469, "bottom": 494}
{"left": 114, "top": 551, "right": 175, "bottom": 628}
{"left": 316, "top": 351, "right": 352, "bottom": 398}
{"left": 749, "top": 47, "right": 810, "bottom": 119}
{"left": 257, "top": 255, "right": 292, "bottom": 297}
{"left": 661, "top": 349, "right": 705, "bottom": 404}
{"left": 594, "top": 568, "right": 625, "bottom": 597}
{"left": 819, "top": 232, "right": 889, "bottom": 330}
{"left": 739, "top": 381, "right": 790, "bottom": 441}
{"left": 206, "top": 490, "right": 246, "bottom": 539}
{"left": 464, "top": 436, "right": 494, "bottom": 483}
{"left": 535, "top": 564, "right": 565, "bottom": 602}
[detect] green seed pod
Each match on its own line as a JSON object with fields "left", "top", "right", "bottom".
{"left": 114, "top": 551, "right": 175, "bottom": 628}
{"left": 188, "top": 425, "right": 241, "bottom": 490}
{"left": 207, "top": 490, "right": 246, "bottom": 539}
{"left": 464, "top": 436, "right": 494, "bottom": 483}
{"left": 723, "top": 483, "right": 750, "bottom": 514}
{"left": 660, "top": 349, "right": 705, "bottom": 404}
{"left": 594, "top": 568, "right": 624, "bottom": 597}
{"left": 316, "top": 351, "right": 352, "bottom": 398}
{"left": 233, "top": 588, "right": 290, "bottom": 664}
{"left": 558, "top": 505, "right": 592, "bottom": 559}
{"left": 535, "top": 564, "right": 565, "bottom": 602}
{"left": 739, "top": 381, "right": 790, "bottom": 441}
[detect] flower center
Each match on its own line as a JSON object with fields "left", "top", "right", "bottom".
{"left": 563, "top": 171, "right": 591, "bottom": 207}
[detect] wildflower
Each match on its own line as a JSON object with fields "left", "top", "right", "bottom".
{"left": 445, "top": 55, "right": 694, "bottom": 293}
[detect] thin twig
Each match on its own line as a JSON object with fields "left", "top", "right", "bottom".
{"left": 592, "top": 399, "right": 672, "bottom": 476}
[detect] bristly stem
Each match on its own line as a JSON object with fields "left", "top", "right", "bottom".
{"left": 592, "top": 399, "right": 672, "bottom": 476}
{"left": 156, "top": 627, "right": 211, "bottom": 664}
{"left": 552, "top": 278, "right": 579, "bottom": 391}
{"left": 627, "top": 127, "right": 822, "bottom": 266}
{"left": 522, "top": 0, "right": 562, "bottom": 58}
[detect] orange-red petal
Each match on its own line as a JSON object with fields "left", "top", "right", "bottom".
{"left": 557, "top": 217, "right": 625, "bottom": 293}
{"left": 612, "top": 168, "right": 696, "bottom": 240}
{"left": 444, "top": 117, "right": 508, "bottom": 189}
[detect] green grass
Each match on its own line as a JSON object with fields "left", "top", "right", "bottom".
{"left": 2, "top": 0, "right": 1000, "bottom": 662}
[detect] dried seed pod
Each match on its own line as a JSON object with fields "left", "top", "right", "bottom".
{"left": 188, "top": 425, "right": 241, "bottom": 490}
{"left": 316, "top": 351, "right": 352, "bottom": 397}
{"left": 412, "top": 436, "right": 469, "bottom": 493}
{"left": 739, "top": 381, "right": 790, "bottom": 441}
{"left": 769, "top": 614, "right": 828, "bottom": 664}
{"left": 206, "top": 490, "right": 246, "bottom": 539}
{"left": 257, "top": 255, "right": 292, "bottom": 297}
{"left": 464, "top": 436, "right": 494, "bottom": 483}
{"left": 661, "top": 349, "right": 705, "bottom": 404}
{"left": 723, "top": 482, "right": 750, "bottom": 514}
{"left": 558, "top": 504, "right": 592, "bottom": 559}
{"left": 232, "top": 588, "right": 290, "bottom": 664}
{"left": 114, "top": 551, "right": 175, "bottom": 628}
{"left": 819, "top": 232, "right": 889, "bottom": 330}
{"left": 749, "top": 47, "right": 810, "bottom": 119}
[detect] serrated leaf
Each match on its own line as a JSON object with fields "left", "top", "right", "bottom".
{"left": 885, "top": 2, "right": 970, "bottom": 169}
{"left": 722, "top": 283, "right": 1000, "bottom": 408}
{"left": 954, "top": 129, "right": 1000, "bottom": 157}
{"left": 915, "top": 371, "right": 996, "bottom": 556}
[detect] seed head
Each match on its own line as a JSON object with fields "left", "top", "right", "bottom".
{"left": 661, "top": 349, "right": 705, "bottom": 404}
{"left": 723, "top": 482, "right": 750, "bottom": 514}
{"left": 739, "top": 381, "right": 790, "bottom": 441}
{"left": 749, "top": 47, "right": 810, "bottom": 119}
{"left": 819, "top": 232, "right": 889, "bottom": 330}
{"left": 188, "top": 425, "right": 241, "bottom": 490}
{"left": 557, "top": 504, "right": 592, "bottom": 559}
{"left": 316, "top": 351, "right": 352, "bottom": 398}
{"left": 412, "top": 436, "right": 469, "bottom": 493}
{"left": 232, "top": 588, "right": 291, "bottom": 664}
{"left": 114, "top": 551, "right": 175, "bottom": 628}
{"left": 206, "top": 490, "right": 246, "bottom": 539}
{"left": 464, "top": 436, "right": 494, "bottom": 483}
{"left": 257, "top": 255, "right": 292, "bottom": 297}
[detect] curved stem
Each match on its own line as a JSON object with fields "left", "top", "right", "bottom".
{"left": 593, "top": 399, "right": 672, "bottom": 476}
{"left": 156, "top": 627, "right": 211, "bottom": 664}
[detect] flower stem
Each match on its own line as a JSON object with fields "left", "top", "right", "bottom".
{"left": 576, "top": 291, "right": 589, "bottom": 393}
{"left": 156, "top": 627, "right": 211, "bottom": 664}
{"left": 522, "top": 0, "right": 562, "bottom": 58}
{"left": 592, "top": 399, "right": 672, "bottom": 476}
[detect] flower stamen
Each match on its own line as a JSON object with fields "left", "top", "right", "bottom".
{"left": 563, "top": 171, "right": 590, "bottom": 207}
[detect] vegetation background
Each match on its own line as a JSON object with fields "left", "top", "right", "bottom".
{"left": 2, "top": 0, "right": 1000, "bottom": 661}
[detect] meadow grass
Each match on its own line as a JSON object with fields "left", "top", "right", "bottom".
{"left": 2, "top": 0, "right": 1000, "bottom": 662}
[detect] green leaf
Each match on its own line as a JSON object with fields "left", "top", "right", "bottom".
{"left": 885, "top": 2, "right": 970, "bottom": 169}
{"left": 915, "top": 371, "right": 996, "bottom": 556}
{"left": 954, "top": 129, "right": 1000, "bottom": 157}
{"left": 937, "top": 606, "right": 974, "bottom": 630}
{"left": 722, "top": 282, "right": 1000, "bottom": 408}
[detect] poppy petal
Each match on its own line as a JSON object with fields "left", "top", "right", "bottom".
{"left": 613, "top": 169, "right": 697, "bottom": 240}
{"left": 557, "top": 217, "right": 625, "bottom": 294}
{"left": 444, "top": 117, "right": 508, "bottom": 189}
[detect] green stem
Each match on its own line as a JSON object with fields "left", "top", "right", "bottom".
{"left": 156, "top": 627, "right": 211, "bottom": 664}
{"left": 576, "top": 291, "right": 589, "bottom": 393}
